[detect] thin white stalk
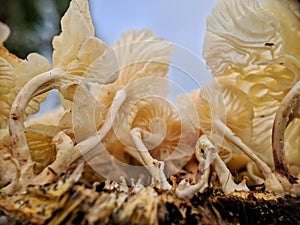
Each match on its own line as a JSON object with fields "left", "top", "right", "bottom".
{"left": 214, "top": 154, "right": 249, "bottom": 194}
{"left": 73, "top": 89, "right": 126, "bottom": 160}
{"left": 9, "top": 68, "right": 64, "bottom": 166}
{"left": 197, "top": 135, "right": 218, "bottom": 172}
{"left": 130, "top": 128, "right": 171, "bottom": 190}
{"left": 272, "top": 80, "right": 300, "bottom": 184}
{"left": 215, "top": 119, "right": 284, "bottom": 194}
{"left": 7, "top": 75, "right": 125, "bottom": 193}
{"left": 44, "top": 90, "right": 127, "bottom": 175}
{"left": 198, "top": 134, "right": 248, "bottom": 194}
{"left": 97, "top": 89, "right": 126, "bottom": 140}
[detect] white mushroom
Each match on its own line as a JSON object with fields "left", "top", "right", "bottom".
{"left": 203, "top": 0, "right": 300, "bottom": 194}
{"left": 192, "top": 81, "right": 283, "bottom": 194}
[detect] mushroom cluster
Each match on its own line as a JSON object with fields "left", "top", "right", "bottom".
{"left": 0, "top": 0, "right": 300, "bottom": 201}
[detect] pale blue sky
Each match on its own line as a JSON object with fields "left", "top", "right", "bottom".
{"left": 89, "top": 0, "right": 218, "bottom": 91}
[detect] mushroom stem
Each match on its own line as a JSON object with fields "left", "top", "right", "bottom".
{"left": 130, "top": 128, "right": 172, "bottom": 190}
{"left": 214, "top": 154, "right": 249, "bottom": 194}
{"left": 9, "top": 68, "right": 64, "bottom": 166}
{"left": 73, "top": 89, "right": 126, "bottom": 160}
{"left": 196, "top": 135, "right": 218, "bottom": 172}
{"left": 97, "top": 89, "right": 126, "bottom": 140}
{"left": 215, "top": 119, "right": 284, "bottom": 194}
{"left": 272, "top": 80, "right": 300, "bottom": 184}
{"left": 7, "top": 74, "right": 125, "bottom": 193}
{"left": 198, "top": 134, "right": 249, "bottom": 194}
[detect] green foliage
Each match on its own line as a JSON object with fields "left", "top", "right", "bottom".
{"left": 0, "top": 0, "right": 70, "bottom": 59}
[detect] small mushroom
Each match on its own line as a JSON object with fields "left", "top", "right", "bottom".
{"left": 193, "top": 81, "right": 284, "bottom": 194}
{"left": 191, "top": 81, "right": 253, "bottom": 162}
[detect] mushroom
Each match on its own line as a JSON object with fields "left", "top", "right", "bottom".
{"left": 92, "top": 29, "right": 173, "bottom": 125}
{"left": 56, "top": 38, "right": 173, "bottom": 182}
{"left": 0, "top": 22, "right": 50, "bottom": 130}
{"left": 203, "top": 0, "right": 300, "bottom": 194}
{"left": 191, "top": 81, "right": 284, "bottom": 194}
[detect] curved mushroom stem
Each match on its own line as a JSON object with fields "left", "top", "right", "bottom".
{"left": 9, "top": 68, "right": 64, "bottom": 166}
{"left": 272, "top": 80, "right": 300, "bottom": 184}
{"left": 73, "top": 89, "right": 126, "bottom": 159}
{"left": 130, "top": 128, "right": 172, "bottom": 190}
{"left": 97, "top": 89, "right": 126, "bottom": 140}
{"left": 215, "top": 119, "right": 284, "bottom": 195}
{"left": 8, "top": 68, "right": 121, "bottom": 166}
{"left": 198, "top": 134, "right": 249, "bottom": 194}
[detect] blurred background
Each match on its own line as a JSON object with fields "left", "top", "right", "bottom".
{"left": 0, "top": 0, "right": 217, "bottom": 112}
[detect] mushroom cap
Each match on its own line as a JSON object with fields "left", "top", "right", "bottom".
{"left": 196, "top": 81, "right": 253, "bottom": 144}
{"left": 0, "top": 53, "right": 51, "bottom": 129}
{"left": 52, "top": 0, "right": 94, "bottom": 67}
{"left": 112, "top": 77, "right": 170, "bottom": 148}
{"left": 52, "top": 0, "right": 118, "bottom": 84}
{"left": 102, "top": 77, "right": 197, "bottom": 175}
{"left": 12, "top": 53, "right": 52, "bottom": 117}
{"left": 0, "top": 57, "right": 15, "bottom": 128}
{"left": 114, "top": 29, "right": 173, "bottom": 86}
{"left": 96, "top": 29, "right": 173, "bottom": 107}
